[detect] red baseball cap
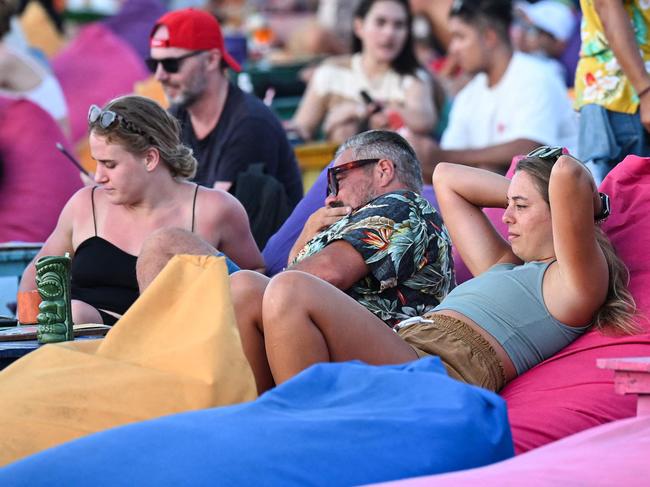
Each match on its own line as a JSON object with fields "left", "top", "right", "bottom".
{"left": 150, "top": 8, "right": 241, "bottom": 72}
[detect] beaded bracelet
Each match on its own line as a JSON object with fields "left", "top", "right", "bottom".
{"left": 638, "top": 85, "right": 650, "bottom": 99}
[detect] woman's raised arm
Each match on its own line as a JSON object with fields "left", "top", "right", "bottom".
{"left": 433, "top": 163, "right": 519, "bottom": 276}
{"left": 544, "top": 155, "right": 608, "bottom": 325}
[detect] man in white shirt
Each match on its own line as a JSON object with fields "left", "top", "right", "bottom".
{"left": 417, "top": 0, "right": 577, "bottom": 177}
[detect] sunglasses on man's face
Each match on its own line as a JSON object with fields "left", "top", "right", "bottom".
{"left": 145, "top": 50, "right": 205, "bottom": 74}
{"left": 526, "top": 146, "right": 564, "bottom": 162}
{"left": 326, "top": 158, "right": 380, "bottom": 197}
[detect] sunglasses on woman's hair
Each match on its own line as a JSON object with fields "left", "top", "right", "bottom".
{"left": 144, "top": 51, "right": 205, "bottom": 74}
{"left": 88, "top": 104, "right": 150, "bottom": 140}
{"left": 326, "top": 159, "right": 380, "bottom": 197}
{"left": 526, "top": 146, "right": 564, "bottom": 161}
{"left": 88, "top": 105, "right": 121, "bottom": 129}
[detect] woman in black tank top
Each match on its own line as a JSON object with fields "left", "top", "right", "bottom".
{"left": 18, "top": 95, "right": 263, "bottom": 326}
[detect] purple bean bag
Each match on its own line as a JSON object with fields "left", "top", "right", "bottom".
{"left": 102, "top": 0, "right": 167, "bottom": 61}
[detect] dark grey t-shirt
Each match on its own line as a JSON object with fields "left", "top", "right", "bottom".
{"left": 170, "top": 83, "right": 303, "bottom": 207}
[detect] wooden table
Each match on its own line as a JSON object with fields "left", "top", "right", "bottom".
{"left": 598, "top": 357, "right": 650, "bottom": 416}
{"left": 0, "top": 335, "right": 100, "bottom": 370}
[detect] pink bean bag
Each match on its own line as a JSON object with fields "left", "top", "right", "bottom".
{"left": 52, "top": 23, "right": 148, "bottom": 145}
{"left": 370, "top": 154, "right": 650, "bottom": 484}
{"left": 458, "top": 155, "right": 650, "bottom": 453}
{"left": 0, "top": 98, "right": 82, "bottom": 243}
{"left": 370, "top": 414, "right": 650, "bottom": 486}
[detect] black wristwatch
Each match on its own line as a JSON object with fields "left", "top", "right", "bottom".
{"left": 595, "top": 192, "right": 611, "bottom": 223}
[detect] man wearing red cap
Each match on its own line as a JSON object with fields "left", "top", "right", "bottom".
{"left": 148, "top": 8, "right": 303, "bottom": 209}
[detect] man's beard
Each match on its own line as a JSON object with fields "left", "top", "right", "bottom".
{"left": 165, "top": 70, "right": 208, "bottom": 109}
{"left": 349, "top": 179, "right": 378, "bottom": 211}
{"left": 172, "top": 89, "right": 202, "bottom": 110}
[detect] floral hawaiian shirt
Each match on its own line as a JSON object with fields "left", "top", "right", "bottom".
{"left": 292, "top": 190, "right": 455, "bottom": 327}
{"left": 575, "top": 0, "right": 650, "bottom": 113}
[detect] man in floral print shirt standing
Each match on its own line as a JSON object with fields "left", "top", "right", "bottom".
{"left": 575, "top": 0, "right": 650, "bottom": 184}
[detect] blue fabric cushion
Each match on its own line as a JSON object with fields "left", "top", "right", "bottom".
{"left": 0, "top": 358, "right": 513, "bottom": 486}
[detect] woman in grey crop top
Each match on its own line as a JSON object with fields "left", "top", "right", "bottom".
{"left": 233, "top": 146, "right": 636, "bottom": 393}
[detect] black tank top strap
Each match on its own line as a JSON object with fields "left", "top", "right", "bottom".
{"left": 91, "top": 186, "right": 98, "bottom": 236}
{"left": 191, "top": 183, "right": 199, "bottom": 233}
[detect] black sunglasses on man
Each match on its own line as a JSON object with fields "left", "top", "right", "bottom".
{"left": 145, "top": 51, "right": 205, "bottom": 74}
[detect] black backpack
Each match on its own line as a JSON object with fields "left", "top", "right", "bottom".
{"left": 230, "top": 163, "right": 293, "bottom": 250}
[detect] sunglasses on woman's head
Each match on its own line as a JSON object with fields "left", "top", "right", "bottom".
{"left": 526, "top": 146, "right": 564, "bottom": 162}
{"left": 326, "top": 158, "right": 380, "bottom": 197}
{"left": 88, "top": 105, "right": 121, "bottom": 129}
{"left": 88, "top": 104, "right": 150, "bottom": 140}
{"left": 145, "top": 51, "right": 205, "bottom": 74}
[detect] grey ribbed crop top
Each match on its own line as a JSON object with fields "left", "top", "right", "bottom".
{"left": 433, "top": 261, "right": 590, "bottom": 375}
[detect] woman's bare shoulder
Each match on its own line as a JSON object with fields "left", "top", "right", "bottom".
{"left": 64, "top": 185, "right": 96, "bottom": 213}
{"left": 194, "top": 186, "right": 247, "bottom": 220}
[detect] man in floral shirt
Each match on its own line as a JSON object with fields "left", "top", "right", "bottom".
{"left": 289, "top": 181, "right": 454, "bottom": 327}
{"left": 575, "top": 0, "right": 650, "bottom": 184}
{"left": 227, "top": 129, "right": 454, "bottom": 392}
{"left": 233, "top": 130, "right": 455, "bottom": 332}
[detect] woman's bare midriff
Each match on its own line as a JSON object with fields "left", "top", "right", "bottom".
{"left": 429, "top": 310, "right": 518, "bottom": 382}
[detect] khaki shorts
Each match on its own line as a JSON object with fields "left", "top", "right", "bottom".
{"left": 397, "top": 314, "right": 506, "bottom": 392}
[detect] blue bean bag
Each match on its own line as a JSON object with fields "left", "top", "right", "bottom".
{"left": 0, "top": 358, "right": 513, "bottom": 486}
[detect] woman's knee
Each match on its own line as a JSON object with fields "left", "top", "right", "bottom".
{"left": 262, "top": 271, "right": 316, "bottom": 320}
{"left": 230, "top": 270, "right": 268, "bottom": 309}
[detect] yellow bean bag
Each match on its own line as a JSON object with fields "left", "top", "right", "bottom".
{"left": 0, "top": 254, "right": 256, "bottom": 466}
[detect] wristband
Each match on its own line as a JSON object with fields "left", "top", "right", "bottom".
{"left": 595, "top": 192, "right": 611, "bottom": 223}
{"left": 638, "top": 85, "right": 650, "bottom": 100}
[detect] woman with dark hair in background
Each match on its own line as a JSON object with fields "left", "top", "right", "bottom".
{"left": 288, "top": 0, "right": 437, "bottom": 143}
{"left": 19, "top": 95, "right": 263, "bottom": 325}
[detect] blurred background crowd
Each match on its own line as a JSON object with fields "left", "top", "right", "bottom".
{"left": 0, "top": 0, "right": 641, "bottom": 313}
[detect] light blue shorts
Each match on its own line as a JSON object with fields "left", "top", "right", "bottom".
{"left": 578, "top": 104, "right": 650, "bottom": 184}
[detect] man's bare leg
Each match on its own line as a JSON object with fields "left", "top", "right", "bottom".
{"left": 230, "top": 270, "right": 275, "bottom": 394}
{"left": 262, "top": 271, "right": 418, "bottom": 385}
{"left": 136, "top": 227, "right": 218, "bottom": 292}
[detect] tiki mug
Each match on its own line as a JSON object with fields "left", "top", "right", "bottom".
{"left": 35, "top": 255, "right": 73, "bottom": 343}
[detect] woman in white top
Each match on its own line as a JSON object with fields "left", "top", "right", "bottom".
{"left": 289, "top": 0, "right": 437, "bottom": 143}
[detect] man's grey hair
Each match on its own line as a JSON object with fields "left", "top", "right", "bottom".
{"left": 335, "top": 130, "right": 423, "bottom": 193}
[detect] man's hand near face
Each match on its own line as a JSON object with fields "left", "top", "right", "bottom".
{"left": 288, "top": 205, "right": 351, "bottom": 263}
